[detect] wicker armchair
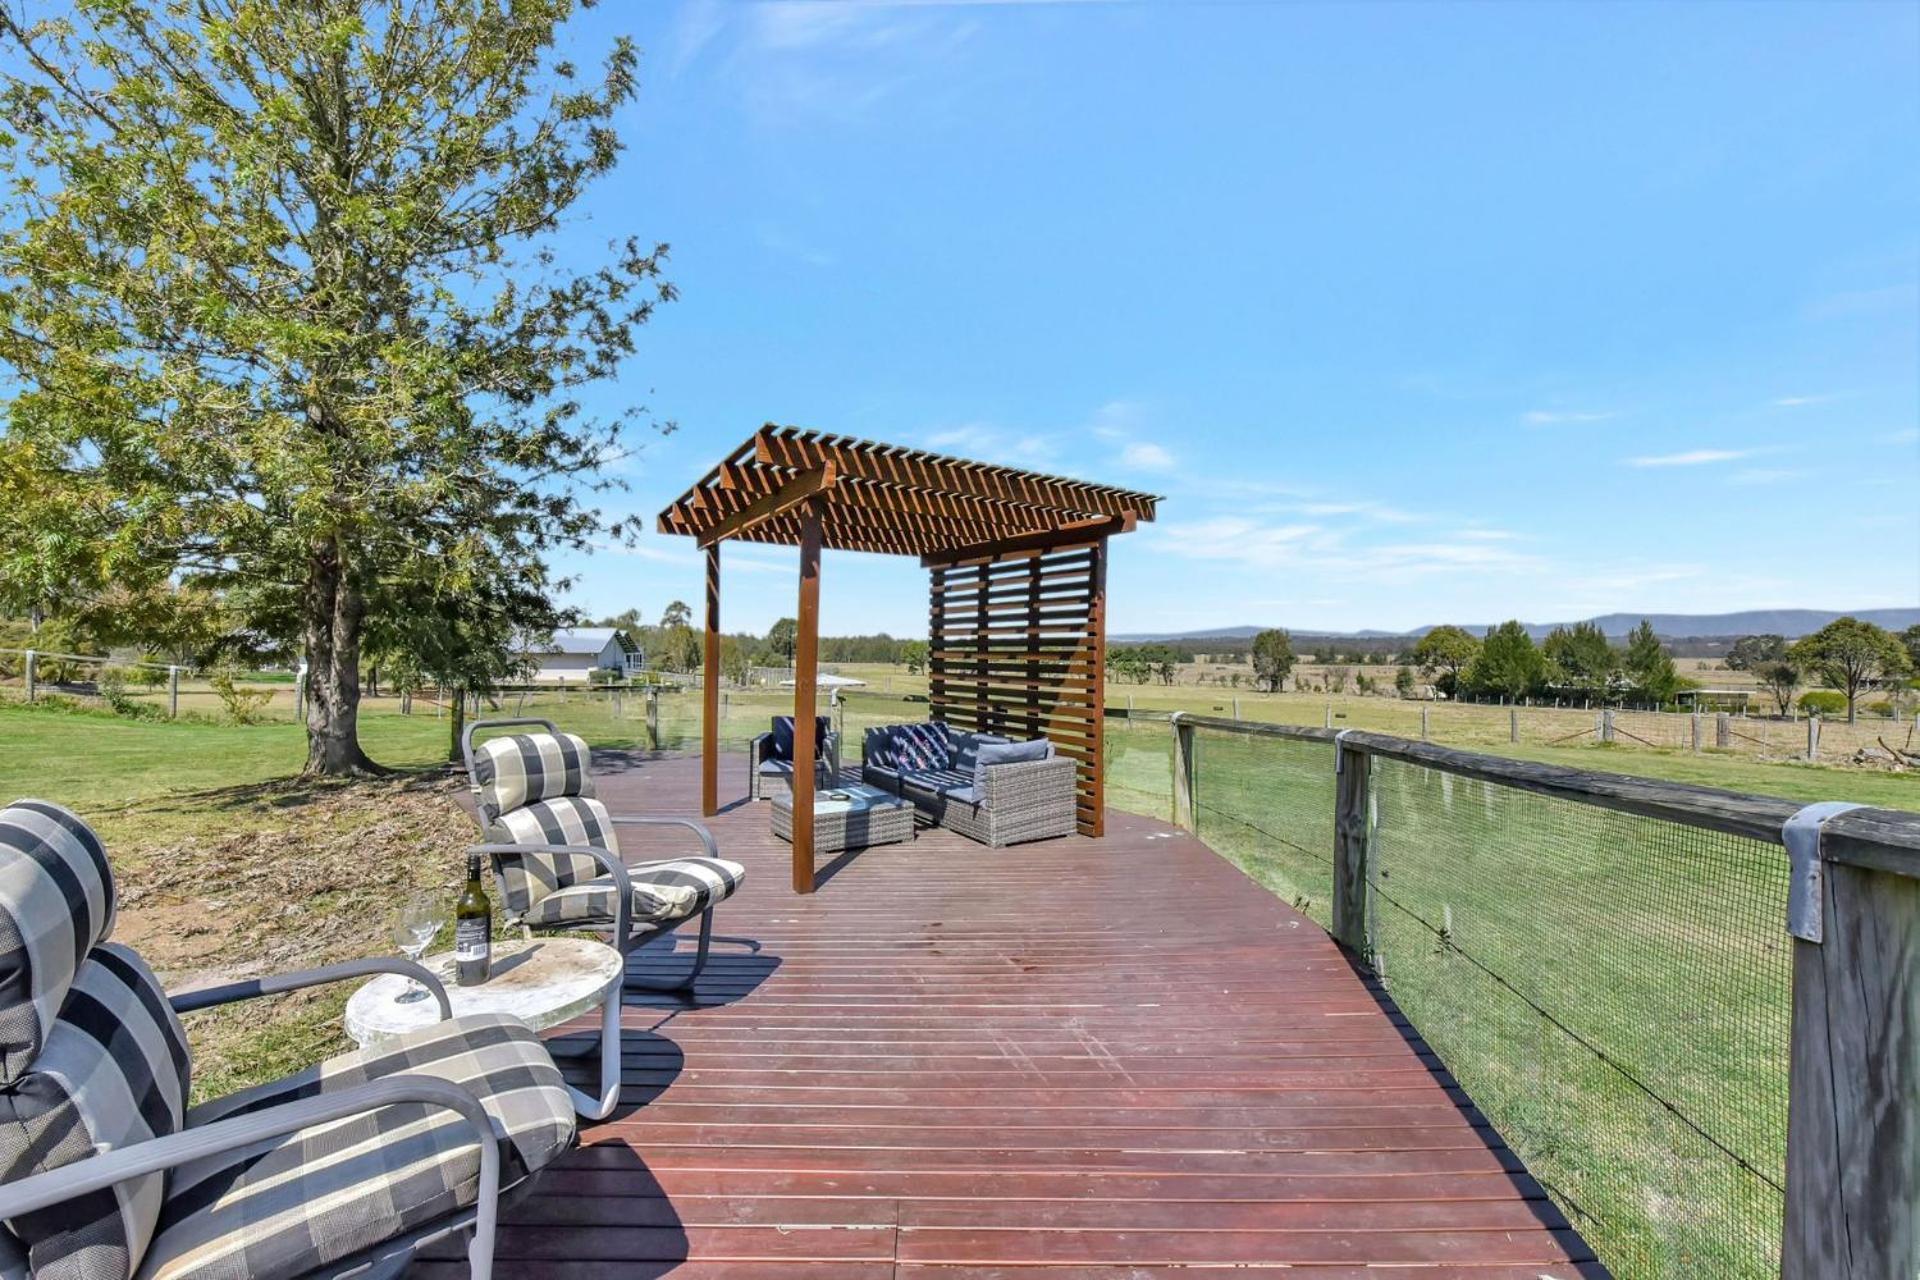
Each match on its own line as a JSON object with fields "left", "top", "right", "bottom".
{"left": 748, "top": 715, "right": 842, "bottom": 800}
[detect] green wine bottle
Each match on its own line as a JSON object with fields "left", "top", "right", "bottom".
{"left": 454, "top": 852, "right": 492, "bottom": 987}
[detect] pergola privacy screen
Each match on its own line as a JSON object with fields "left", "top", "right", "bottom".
{"left": 658, "top": 426, "right": 1159, "bottom": 892}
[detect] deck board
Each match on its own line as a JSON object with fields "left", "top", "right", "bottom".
{"left": 413, "top": 751, "right": 1601, "bottom": 1278}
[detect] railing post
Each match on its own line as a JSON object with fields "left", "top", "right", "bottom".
{"left": 1806, "top": 715, "right": 1820, "bottom": 761}
{"left": 1509, "top": 707, "right": 1519, "bottom": 743}
{"left": 1169, "top": 712, "right": 1197, "bottom": 832}
{"left": 167, "top": 665, "right": 179, "bottom": 719}
{"left": 1420, "top": 705, "right": 1430, "bottom": 741}
{"left": 1324, "top": 701, "right": 1333, "bottom": 729}
{"left": 23, "top": 650, "right": 35, "bottom": 703}
{"left": 1782, "top": 805, "right": 1920, "bottom": 1277}
{"left": 1601, "top": 709, "right": 1616, "bottom": 743}
{"left": 1691, "top": 711, "right": 1702, "bottom": 752}
{"left": 1716, "top": 712, "right": 1731, "bottom": 748}
{"left": 1331, "top": 735, "right": 1372, "bottom": 957}
{"left": 646, "top": 687, "right": 660, "bottom": 751}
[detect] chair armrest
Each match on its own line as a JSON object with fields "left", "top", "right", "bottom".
{"left": 823, "top": 731, "right": 842, "bottom": 776}
{"left": 0, "top": 1075, "right": 503, "bottom": 1245}
{"left": 170, "top": 958, "right": 452, "bottom": 1018}
{"left": 609, "top": 815, "right": 721, "bottom": 861}
{"left": 472, "top": 841, "right": 632, "bottom": 952}
{"left": 747, "top": 732, "right": 771, "bottom": 766}
{"left": 980, "top": 754, "right": 1077, "bottom": 804}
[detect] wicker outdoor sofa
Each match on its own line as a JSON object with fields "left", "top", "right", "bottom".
{"left": 860, "top": 722, "right": 1077, "bottom": 847}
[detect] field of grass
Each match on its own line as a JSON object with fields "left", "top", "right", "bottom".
{"left": 1, "top": 671, "right": 1910, "bottom": 1278}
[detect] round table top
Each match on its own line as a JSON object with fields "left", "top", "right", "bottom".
{"left": 344, "top": 937, "right": 623, "bottom": 1049}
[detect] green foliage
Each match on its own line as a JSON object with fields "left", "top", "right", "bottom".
{"left": 1901, "top": 624, "right": 1920, "bottom": 672}
{"left": 1725, "top": 634, "right": 1787, "bottom": 672}
{"left": 1543, "top": 622, "right": 1619, "bottom": 697}
{"left": 901, "top": 640, "right": 929, "bottom": 675}
{"left": 1466, "top": 621, "right": 1546, "bottom": 700}
{"left": 1789, "top": 617, "right": 1911, "bottom": 723}
{"left": 659, "top": 601, "right": 693, "bottom": 630}
{"left": 1411, "top": 625, "right": 1480, "bottom": 696}
{"left": 0, "top": 1, "right": 670, "bottom": 774}
{"left": 1754, "top": 660, "right": 1801, "bottom": 716}
{"left": 766, "top": 619, "right": 798, "bottom": 663}
{"left": 1798, "top": 690, "right": 1847, "bottom": 718}
{"left": 1395, "top": 664, "right": 1417, "bottom": 698}
{"left": 209, "top": 667, "right": 274, "bottom": 725}
{"left": 1623, "top": 620, "right": 1681, "bottom": 705}
{"left": 1251, "top": 628, "right": 1295, "bottom": 692}
{"left": 96, "top": 666, "right": 162, "bottom": 721}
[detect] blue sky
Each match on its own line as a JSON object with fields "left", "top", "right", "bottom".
{"left": 546, "top": 0, "right": 1919, "bottom": 638}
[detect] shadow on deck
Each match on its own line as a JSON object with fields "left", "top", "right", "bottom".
{"left": 414, "top": 751, "right": 1604, "bottom": 1279}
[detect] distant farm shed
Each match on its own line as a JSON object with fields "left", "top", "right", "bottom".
{"left": 522, "top": 626, "right": 642, "bottom": 684}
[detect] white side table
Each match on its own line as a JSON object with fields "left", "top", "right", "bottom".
{"left": 345, "top": 937, "right": 624, "bottom": 1120}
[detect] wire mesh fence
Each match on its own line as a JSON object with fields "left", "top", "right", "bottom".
{"left": 1365, "top": 757, "right": 1789, "bottom": 1278}
{"left": 1188, "top": 723, "right": 1338, "bottom": 930}
{"left": 1153, "top": 712, "right": 1796, "bottom": 1279}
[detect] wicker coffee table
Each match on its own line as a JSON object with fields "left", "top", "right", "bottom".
{"left": 771, "top": 782, "right": 916, "bottom": 853}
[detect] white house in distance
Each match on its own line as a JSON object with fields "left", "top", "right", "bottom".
{"left": 521, "top": 626, "right": 643, "bottom": 684}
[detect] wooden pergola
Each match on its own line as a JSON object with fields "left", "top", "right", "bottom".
{"left": 657, "top": 426, "right": 1159, "bottom": 893}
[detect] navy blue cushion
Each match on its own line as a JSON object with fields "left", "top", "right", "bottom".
{"left": 894, "top": 723, "right": 949, "bottom": 771}
{"left": 771, "top": 716, "right": 830, "bottom": 763}
{"left": 972, "top": 737, "right": 1054, "bottom": 791}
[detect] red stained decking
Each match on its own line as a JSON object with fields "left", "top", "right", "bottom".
{"left": 417, "top": 752, "right": 1601, "bottom": 1280}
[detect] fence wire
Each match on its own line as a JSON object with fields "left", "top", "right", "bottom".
{"left": 1364, "top": 757, "right": 1789, "bottom": 1279}
{"left": 1190, "top": 726, "right": 1337, "bottom": 928}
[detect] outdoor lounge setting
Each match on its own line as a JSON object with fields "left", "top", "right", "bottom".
{"left": 658, "top": 426, "right": 1160, "bottom": 891}
{"left": 2, "top": 4, "right": 1918, "bottom": 1278}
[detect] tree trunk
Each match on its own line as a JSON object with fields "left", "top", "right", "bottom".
{"left": 302, "top": 540, "right": 383, "bottom": 776}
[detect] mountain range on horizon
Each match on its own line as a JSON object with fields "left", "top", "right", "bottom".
{"left": 1113, "top": 607, "right": 1920, "bottom": 646}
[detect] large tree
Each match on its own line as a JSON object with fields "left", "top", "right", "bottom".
{"left": 1250, "top": 628, "right": 1294, "bottom": 693}
{"left": 1622, "top": 619, "right": 1680, "bottom": 705}
{"left": 1410, "top": 625, "right": 1479, "bottom": 697}
{"left": 1542, "top": 621, "right": 1618, "bottom": 698}
{"left": 1465, "top": 620, "right": 1545, "bottom": 701}
{"left": 0, "top": 1, "right": 670, "bottom": 773}
{"left": 1789, "top": 617, "right": 1910, "bottom": 723}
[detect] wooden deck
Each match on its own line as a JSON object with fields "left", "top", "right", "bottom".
{"left": 418, "top": 751, "right": 1601, "bottom": 1279}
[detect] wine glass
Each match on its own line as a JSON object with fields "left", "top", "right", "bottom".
{"left": 390, "top": 892, "right": 442, "bottom": 1004}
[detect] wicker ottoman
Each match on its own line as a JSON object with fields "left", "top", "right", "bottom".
{"left": 771, "top": 783, "right": 916, "bottom": 854}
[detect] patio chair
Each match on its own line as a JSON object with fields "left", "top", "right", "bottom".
{"left": 0, "top": 798, "right": 575, "bottom": 1280}
{"left": 748, "top": 715, "right": 841, "bottom": 800}
{"left": 461, "top": 719, "right": 746, "bottom": 993}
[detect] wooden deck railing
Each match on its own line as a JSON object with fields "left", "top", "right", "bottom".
{"left": 1155, "top": 710, "right": 1918, "bottom": 1280}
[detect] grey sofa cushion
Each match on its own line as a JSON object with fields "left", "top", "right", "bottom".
{"left": 972, "top": 738, "right": 1054, "bottom": 791}
{"left": 948, "top": 731, "right": 1009, "bottom": 773}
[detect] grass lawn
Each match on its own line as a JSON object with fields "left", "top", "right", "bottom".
{"left": 1, "top": 682, "right": 1910, "bottom": 1277}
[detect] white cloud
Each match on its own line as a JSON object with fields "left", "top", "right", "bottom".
{"left": 1523, "top": 409, "right": 1615, "bottom": 425}
{"left": 923, "top": 422, "right": 1060, "bottom": 466}
{"left": 1150, "top": 516, "right": 1543, "bottom": 581}
{"left": 1728, "top": 468, "right": 1806, "bottom": 486}
{"left": 1771, "top": 394, "right": 1838, "bottom": 408}
{"left": 1119, "top": 441, "right": 1175, "bottom": 472}
{"left": 1626, "top": 448, "right": 1755, "bottom": 468}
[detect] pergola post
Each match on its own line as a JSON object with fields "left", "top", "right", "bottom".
{"left": 790, "top": 498, "right": 825, "bottom": 894}
{"left": 701, "top": 543, "right": 721, "bottom": 817}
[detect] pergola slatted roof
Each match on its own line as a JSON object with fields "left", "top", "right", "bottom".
{"left": 657, "top": 425, "right": 1156, "bottom": 894}
{"left": 657, "top": 426, "right": 1160, "bottom": 559}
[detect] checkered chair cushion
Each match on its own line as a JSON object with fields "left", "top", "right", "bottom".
{"left": 523, "top": 857, "right": 747, "bottom": 931}
{"left": 141, "top": 1013, "right": 573, "bottom": 1280}
{"left": 0, "top": 801, "right": 190, "bottom": 1280}
{"left": 470, "top": 732, "right": 595, "bottom": 825}
{"left": 486, "top": 796, "right": 620, "bottom": 921}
